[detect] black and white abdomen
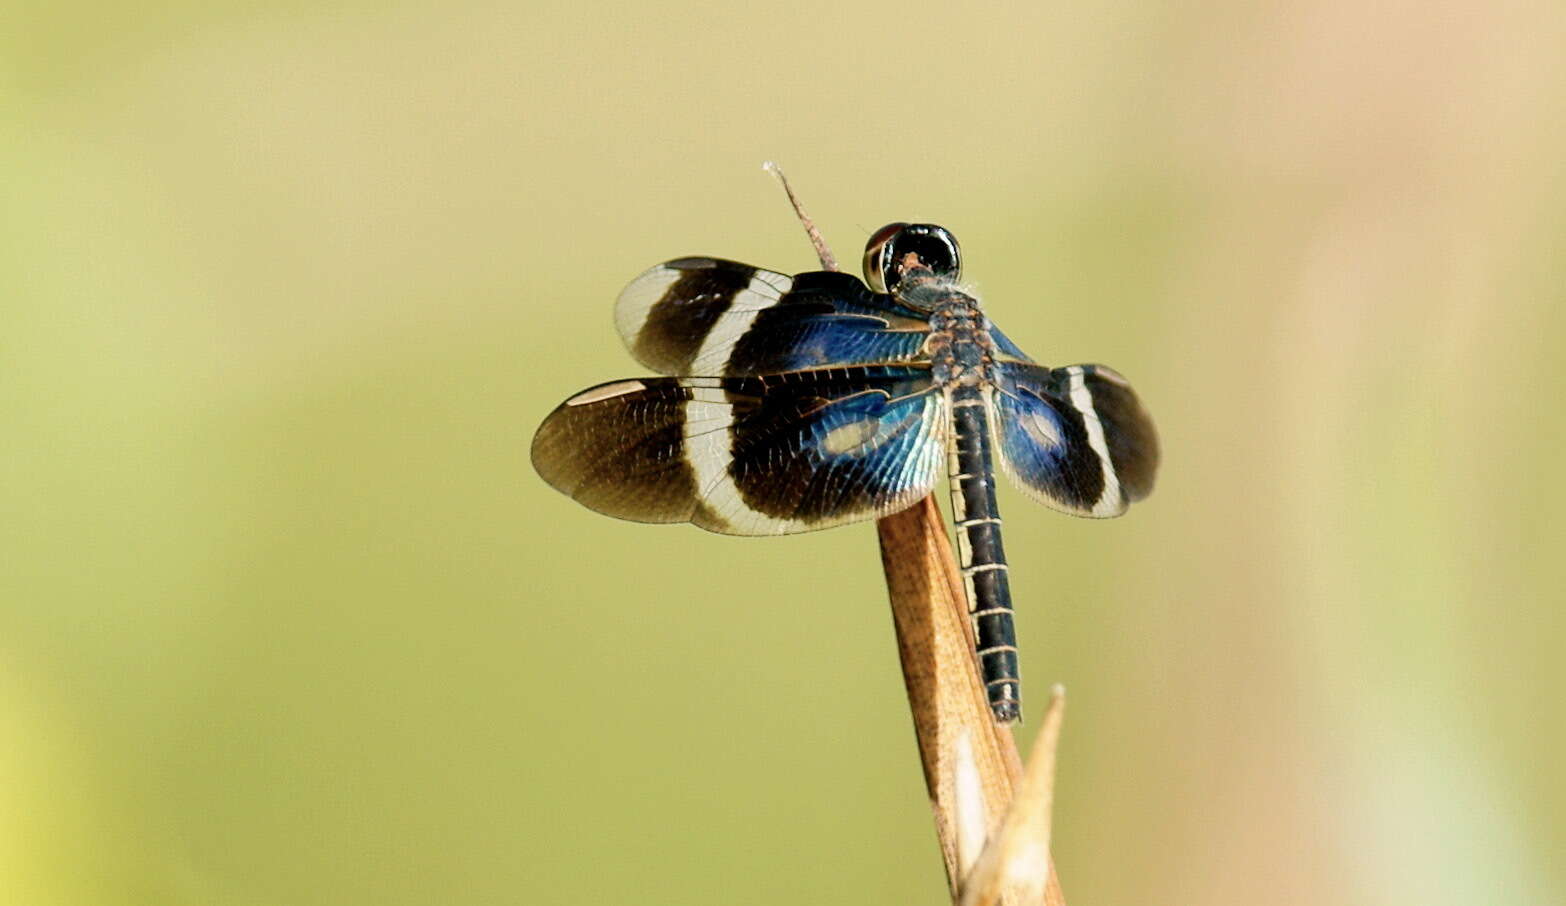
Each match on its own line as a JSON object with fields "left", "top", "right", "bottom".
{"left": 944, "top": 382, "right": 1022, "bottom": 721}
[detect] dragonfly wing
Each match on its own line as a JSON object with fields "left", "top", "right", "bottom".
{"left": 532, "top": 365, "right": 945, "bottom": 535}
{"left": 990, "top": 362, "right": 1157, "bottom": 517}
{"left": 616, "top": 258, "right": 932, "bottom": 376}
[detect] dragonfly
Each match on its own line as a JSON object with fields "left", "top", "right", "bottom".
{"left": 531, "top": 212, "right": 1158, "bottom": 722}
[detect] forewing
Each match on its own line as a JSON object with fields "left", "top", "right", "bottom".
{"left": 990, "top": 362, "right": 1158, "bottom": 517}
{"left": 615, "top": 257, "right": 932, "bottom": 376}
{"left": 532, "top": 366, "right": 945, "bottom": 535}
{"left": 985, "top": 319, "right": 1035, "bottom": 363}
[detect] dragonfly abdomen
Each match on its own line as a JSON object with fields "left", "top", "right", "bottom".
{"left": 946, "top": 384, "right": 1021, "bottom": 722}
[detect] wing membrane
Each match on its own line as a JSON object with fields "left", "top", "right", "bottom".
{"left": 532, "top": 366, "right": 944, "bottom": 535}
{"left": 616, "top": 258, "right": 932, "bottom": 376}
{"left": 990, "top": 362, "right": 1157, "bottom": 517}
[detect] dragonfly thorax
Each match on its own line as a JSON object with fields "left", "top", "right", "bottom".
{"left": 925, "top": 292, "right": 997, "bottom": 387}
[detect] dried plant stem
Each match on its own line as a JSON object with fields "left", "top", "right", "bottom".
{"left": 877, "top": 498, "right": 1067, "bottom": 906}
{"left": 958, "top": 685, "right": 1067, "bottom": 906}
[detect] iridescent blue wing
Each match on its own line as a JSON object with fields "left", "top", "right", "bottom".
{"left": 987, "top": 323, "right": 1034, "bottom": 363}
{"left": 615, "top": 258, "right": 933, "bottom": 376}
{"left": 990, "top": 362, "right": 1158, "bottom": 517}
{"left": 532, "top": 365, "right": 945, "bottom": 535}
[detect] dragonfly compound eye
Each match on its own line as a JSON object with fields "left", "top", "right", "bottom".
{"left": 862, "top": 223, "right": 961, "bottom": 293}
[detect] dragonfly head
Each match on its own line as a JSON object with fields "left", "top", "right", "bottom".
{"left": 862, "top": 223, "right": 962, "bottom": 295}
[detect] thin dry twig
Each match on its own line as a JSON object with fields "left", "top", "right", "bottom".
{"left": 762, "top": 161, "right": 839, "bottom": 272}
{"left": 761, "top": 165, "right": 1067, "bottom": 905}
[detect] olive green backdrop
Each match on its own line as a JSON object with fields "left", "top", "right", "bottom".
{"left": 3, "top": 2, "right": 1562, "bottom": 904}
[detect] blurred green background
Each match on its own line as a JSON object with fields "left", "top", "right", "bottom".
{"left": 3, "top": 2, "right": 1562, "bottom": 904}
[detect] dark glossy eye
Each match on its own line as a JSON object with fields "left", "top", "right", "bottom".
{"left": 862, "top": 222, "right": 908, "bottom": 294}
{"left": 861, "top": 223, "right": 962, "bottom": 294}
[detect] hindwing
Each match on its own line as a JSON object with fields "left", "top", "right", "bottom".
{"left": 532, "top": 366, "right": 945, "bottom": 535}
{"left": 990, "top": 362, "right": 1158, "bottom": 517}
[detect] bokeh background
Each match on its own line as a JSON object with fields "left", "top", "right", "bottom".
{"left": 3, "top": 2, "right": 1562, "bottom": 904}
